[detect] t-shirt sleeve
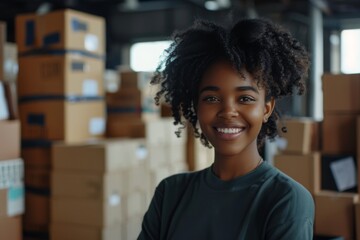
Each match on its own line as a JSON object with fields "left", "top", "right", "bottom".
{"left": 264, "top": 180, "right": 315, "bottom": 240}
{"left": 265, "top": 217, "right": 314, "bottom": 240}
{"left": 137, "top": 181, "right": 165, "bottom": 240}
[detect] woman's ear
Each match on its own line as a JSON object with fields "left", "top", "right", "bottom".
{"left": 263, "top": 98, "right": 275, "bottom": 123}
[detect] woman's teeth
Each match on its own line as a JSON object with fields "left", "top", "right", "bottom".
{"left": 216, "top": 128, "right": 241, "bottom": 134}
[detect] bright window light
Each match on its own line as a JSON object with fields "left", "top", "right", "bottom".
{"left": 130, "top": 40, "right": 172, "bottom": 72}
{"left": 341, "top": 29, "right": 360, "bottom": 74}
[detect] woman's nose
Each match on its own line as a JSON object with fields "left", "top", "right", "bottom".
{"left": 217, "top": 101, "right": 239, "bottom": 119}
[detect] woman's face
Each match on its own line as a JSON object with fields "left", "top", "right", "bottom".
{"left": 196, "top": 60, "right": 274, "bottom": 157}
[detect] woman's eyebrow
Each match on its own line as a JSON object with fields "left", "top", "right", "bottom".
{"left": 199, "top": 86, "right": 219, "bottom": 94}
{"left": 236, "top": 86, "right": 259, "bottom": 93}
{"left": 199, "top": 85, "right": 259, "bottom": 94}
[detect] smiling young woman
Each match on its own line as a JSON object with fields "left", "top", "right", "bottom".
{"left": 138, "top": 18, "right": 314, "bottom": 240}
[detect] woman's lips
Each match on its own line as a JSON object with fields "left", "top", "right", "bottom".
{"left": 214, "top": 127, "right": 245, "bottom": 140}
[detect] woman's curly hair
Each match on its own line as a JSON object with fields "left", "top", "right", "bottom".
{"left": 151, "top": 18, "right": 310, "bottom": 148}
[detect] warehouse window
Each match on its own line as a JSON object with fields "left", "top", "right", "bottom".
{"left": 341, "top": 29, "right": 360, "bottom": 74}
{"left": 130, "top": 40, "right": 172, "bottom": 72}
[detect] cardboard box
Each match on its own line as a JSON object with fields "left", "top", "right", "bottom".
{"left": 18, "top": 53, "right": 104, "bottom": 97}
{"left": 51, "top": 197, "right": 122, "bottom": 227}
{"left": 121, "top": 191, "right": 147, "bottom": 220}
{"left": 322, "top": 113, "right": 357, "bottom": 155}
{"left": 52, "top": 172, "right": 122, "bottom": 198}
{"left": 274, "top": 152, "right": 320, "bottom": 195}
{"left": 21, "top": 140, "right": 52, "bottom": 170}
{"left": 0, "top": 216, "right": 22, "bottom": 240}
{"left": 16, "top": 9, "right": 105, "bottom": 56}
{"left": 277, "top": 117, "right": 320, "bottom": 154}
{"left": 25, "top": 168, "right": 50, "bottom": 189}
{"left": 120, "top": 70, "right": 160, "bottom": 120}
{"left": 0, "top": 120, "right": 20, "bottom": 160}
{"left": 106, "top": 117, "right": 145, "bottom": 138}
{"left": 322, "top": 73, "right": 360, "bottom": 113}
{"left": 120, "top": 71, "right": 153, "bottom": 90}
{"left": 315, "top": 191, "right": 358, "bottom": 240}
{"left": 52, "top": 165, "right": 150, "bottom": 198}
{"left": 23, "top": 190, "right": 50, "bottom": 230}
{"left": 19, "top": 98, "right": 105, "bottom": 142}
{"left": 52, "top": 138, "right": 147, "bottom": 172}
{"left": 106, "top": 88, "right": 143, "bottom": 121}
{"left": 51, "top": 223, "right": 121, "bottom": 240}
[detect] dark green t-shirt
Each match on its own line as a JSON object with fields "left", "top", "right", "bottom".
{"left": 138, "top": 161, "right": 314, "bottom": 240}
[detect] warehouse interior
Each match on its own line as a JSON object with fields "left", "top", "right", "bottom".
{"left": 0, "top": 0, "right": 360, "bottom": 239}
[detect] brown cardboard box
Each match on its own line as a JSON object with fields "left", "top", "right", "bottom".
{"left": 52, "top": 167, "right": 150, "bottom": 197}
{"left": 16, "top": 9, "right": 105, "bottom": 56}
{"left": 21, "top": 140, "right": 52, "bottom": 170}
{"left": 51, "top": 172, "right": 122, "bottom": 198}
{"left": 273, "top": 152, "right": 320, "bottom": 195}
{"left": 315, "top": 190, "right": 358, "bottom": 240}
{"left": 106, "top": 88, "right": 143, "bottom": 121}
{"left": 25, "top": 168, "right": 50, "bottom": 189}
{"left": 0, "top": 216, "right": 22, "bottom": 240}
{"left": 19, "top": 99, "right": 105, "bottom": 142}
{"left": 0, "top": 120, "right": 20, "bottom": 160}
{"left": 106, "top": 117, "right": 145, "bottom": 138}
{"left": 322, "top": 73, "right": 360, "bottom": 113}
{"left": 120, "top": 71, "right": 153, "bottom": 89}
{"left": 322, "top": 113, "right": 357, "bottom": 155}
{"left": 52, "top": 139, "right": 147, "bottom": 172}
{"left": 18, "top": 53, "right": 104, "bottom": 97}
{"left": 23, "top": 190, "right": 50, "bottom": 230}
{"left": 51, "top": 197, "right": 122, "bottom": 227}
{"left": 277, "top": 117, "right": 320, "bottom": 154}
{"left": 119, "top": 70, "right": 160, "bottom": 120}
{"left": 51, "top": 223, "right": 121, "bottom": 240}
{"left": 106, "top": 118, "right": 172, "bottom": 146}
{"left": 106, "top": 88, "right": 141, "bottom": 109}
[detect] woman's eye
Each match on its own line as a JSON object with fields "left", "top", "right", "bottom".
{"left": 203, "top": 96, "right": 219, "bottom": 102}
{"left": 239, "top": 96, "right": 255, "bottom": 103}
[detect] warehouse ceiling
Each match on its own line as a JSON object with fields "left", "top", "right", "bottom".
{"left": 1, "top": 0, "right": 360, "bottom": 68}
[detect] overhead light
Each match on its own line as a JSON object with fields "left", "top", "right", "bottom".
{"left": 204, "top": 1, "right": 220, "bottom": 11}
{"left": 204, "top": 0, "right": 231, "bottom": 11}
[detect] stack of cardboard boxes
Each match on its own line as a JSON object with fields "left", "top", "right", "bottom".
{"left": 0, "top": 98, "right": 23, "bottom": 240}
{"left": 50, "top": 139, "right": 149, "bottom": 240}
{"left": 313, "top": 73, "right": 360, "bottom": 240}
{"left": 274, "top": 117, "right": 321, "bottom": 196}
{"left": 0, "top": 20, "right": 23, "bottom": 240}
{"left": 105, "top": 71, "right": 188, "bottom": 195}
{"left": 274, "top": 73, "right": 360, "bottom": 240}
{"left": 15, "top": 9, "right": 106, "bottom": 239}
